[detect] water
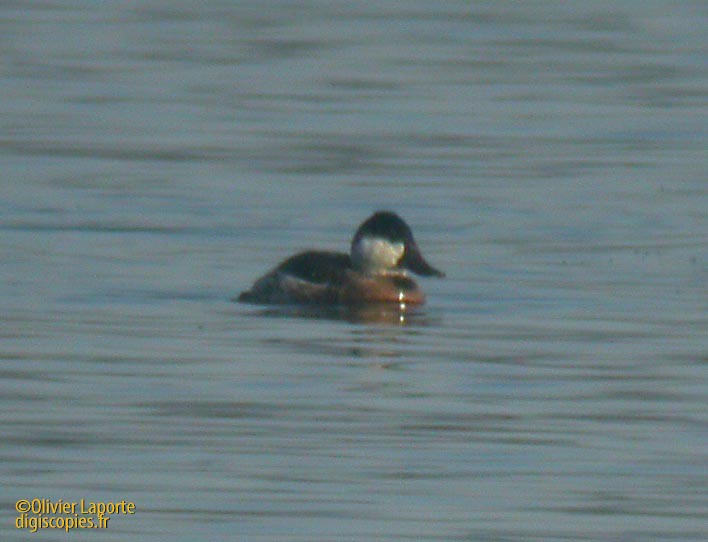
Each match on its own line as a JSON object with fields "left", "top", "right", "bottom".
{"left": 1, "top": 1, "right": 707, "bottom": 541}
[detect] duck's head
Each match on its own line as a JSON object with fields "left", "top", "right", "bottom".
{"left": 350, "top": 211, "right": 445, "bottom": 277}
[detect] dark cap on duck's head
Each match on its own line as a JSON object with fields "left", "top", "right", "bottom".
{"left": 351, "top": 211, "right": 445, "bottom": 277}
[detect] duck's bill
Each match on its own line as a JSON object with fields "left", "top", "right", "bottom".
{"left": 404, "top": 245, "right": 445, "bottom": 277}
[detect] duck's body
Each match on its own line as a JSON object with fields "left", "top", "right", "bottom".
{"left": 238, "top": 212, "right": 444, "bottom": 306}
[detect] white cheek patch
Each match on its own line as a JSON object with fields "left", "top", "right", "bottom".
{"left": 353, "top": 237, "right": 405, "bottom": 272}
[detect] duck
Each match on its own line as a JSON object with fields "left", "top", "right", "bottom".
{"left": 238, "top": 211, "right": 444, "bottom": 306}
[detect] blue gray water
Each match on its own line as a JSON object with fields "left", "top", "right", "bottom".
{"left": 1, "top": 1, "right": 707, "bottom": 541}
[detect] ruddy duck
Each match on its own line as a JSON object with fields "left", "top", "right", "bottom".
{"left": 238, "top": 211, "right": 444, "bottom": 306}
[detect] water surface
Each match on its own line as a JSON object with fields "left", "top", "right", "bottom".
{"left": 1, "top": 1, "right": 707, "bottom": 541}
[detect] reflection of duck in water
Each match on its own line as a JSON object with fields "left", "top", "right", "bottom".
{"left": 238, "top": 211, "right": 444, "bottom": 306}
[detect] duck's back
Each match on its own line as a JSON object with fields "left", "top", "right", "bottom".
{"left": 237, "top": 251, "right": 352, "bottom": 304}
{"left": 277, "top": 251, "right": 352, "bottom": 285}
